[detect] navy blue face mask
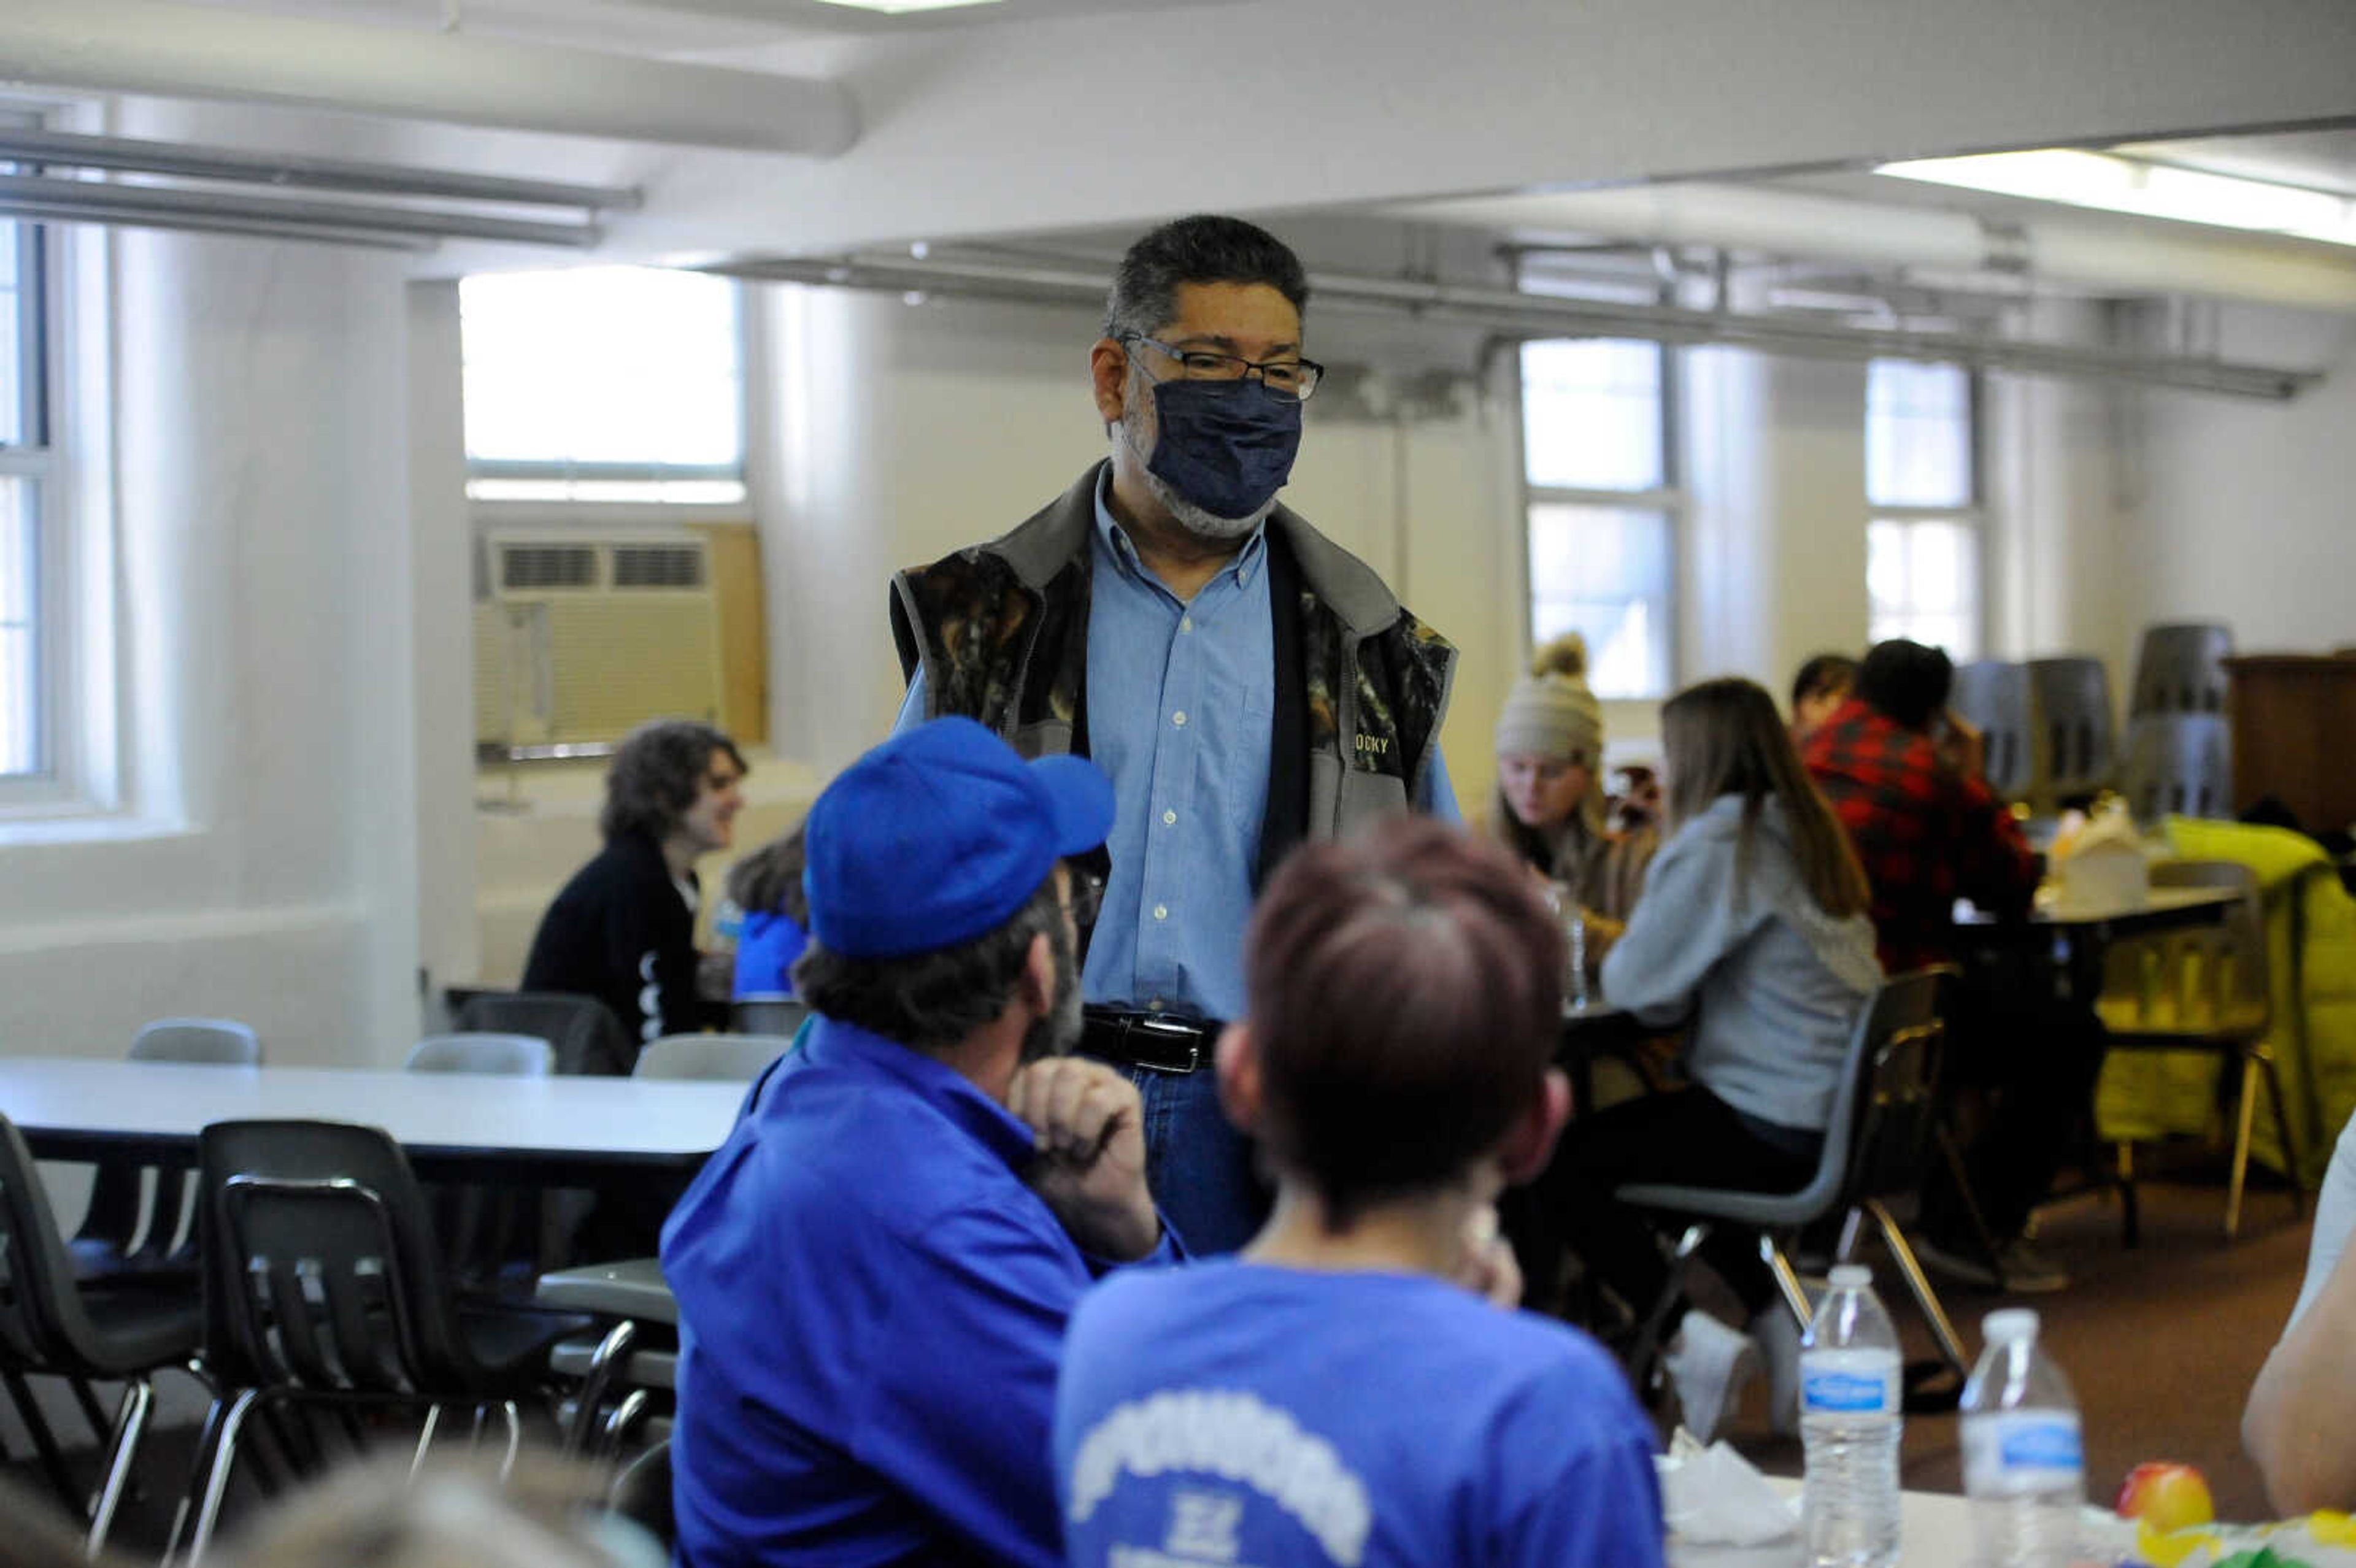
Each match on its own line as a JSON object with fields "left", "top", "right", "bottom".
{"left": 1142, "top": 375, "right": 1303, "bottom": 521}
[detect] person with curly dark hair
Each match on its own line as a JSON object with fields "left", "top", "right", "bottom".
{"left": 523, "top": 718, "right": 747, "bottom": 1058}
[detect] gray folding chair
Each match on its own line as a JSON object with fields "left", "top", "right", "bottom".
{"left": 2027, "top": 656, "right": 2117, "bottom": 807}
{"left": 731, "top": 994, "right": 810, "bottom": 1039}
{"left": 73, "top": 1018, "right": 263, "bottom": 1280}
{"left": 2130, "top": 622, "right": 2233, "bottom": 718}
{"left": 634, "top": 1034, "right": 795, "bottom": 1083}
{"left": 2118, "top": 713, "right": 2232, "bottom": 824}
{"left": 453, "top": 990, "right": 637, "bottom": 1077}
{"left": 131, "top": 1018, "right": 261, "bottom": 1064}
{"left": 406, "top": 1033, "right": 556, "bottom": 1075}
{"left": 405, "top": 1034, "right": 557, "bottom": 1288}
{"left": 1949, "top": 660, "right": 2039, "bottom": 805}
{"left": 1619, "top": 969, "right": 1973, "bottom": 1412}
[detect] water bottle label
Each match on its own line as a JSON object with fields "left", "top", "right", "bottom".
{"left": 1803, "top": 1368, "right": 1893, "bottom": 1413}
{"left": 1801, "top": 1349, "right": 1900, "bottom": 1415}
{"left": 1963, "top": 1413, "right": 2083, "bottom": 1496}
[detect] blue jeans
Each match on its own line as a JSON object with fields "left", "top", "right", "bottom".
{"left": 1123, "top": 1063, "right": 1267, "bottom": 1256}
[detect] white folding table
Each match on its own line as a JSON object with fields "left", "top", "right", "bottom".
{"left": 0, "top": 1057, "right": 750, "bottom": 1185}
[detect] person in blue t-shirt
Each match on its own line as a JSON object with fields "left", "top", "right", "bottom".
{"left": 1053, "top": 817, "right": 1666, "bottom": 1568}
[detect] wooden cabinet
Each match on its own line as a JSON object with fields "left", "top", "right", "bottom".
{"left": 2223, "top": 654, "right": 2356, "bottom": 834}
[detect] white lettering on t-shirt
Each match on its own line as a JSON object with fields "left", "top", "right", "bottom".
{"left": 1068, "top": 1389, "right": 1371, "bottom": 1567}
{"left": 637, "top": 950, "right": 663, "bottom": 1042}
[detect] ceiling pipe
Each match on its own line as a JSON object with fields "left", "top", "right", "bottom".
{"left": 0, "top": 173, "right": 597, "bottom": 247}
{"left": 0, "top": 126, "right": 642, "bottom": 210}
{"left": 1388, "top": 183, "right": 2356, "bottom": 315}
{"left": 708, "top": 252, "right": 2319, "bottom": 401}
{"left": 0, "top": 0, "right": 858, "bottom": 156}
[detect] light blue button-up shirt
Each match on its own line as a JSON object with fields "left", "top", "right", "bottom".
{"left": 896, "top": 474, "right": 1457, "bottom": 1020}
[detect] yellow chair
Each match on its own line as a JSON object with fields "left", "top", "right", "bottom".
{"left": 2096, "top": 860, "right": 2302, "bottom": 1237}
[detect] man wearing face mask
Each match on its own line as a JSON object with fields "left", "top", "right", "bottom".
{"left": 891, "top": 215, "right": 1461, "bottom": 1258}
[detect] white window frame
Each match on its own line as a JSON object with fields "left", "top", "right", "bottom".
{"left": 1865, "top": 361, "right": 1985, "bottom": 660}
{"left": 1519, "top": 336, "right": 1683, "bottom": 702}
{"left": 0, "top": 102, "right": 115, "bottom": 820}
{"left": 460, "top": 266, "right": 753, "bottom": 524}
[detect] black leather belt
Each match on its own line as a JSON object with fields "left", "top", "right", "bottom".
{"left": 1079, "top": 1008, "right": 1220, "bottom": 1074}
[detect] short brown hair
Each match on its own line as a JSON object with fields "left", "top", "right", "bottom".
{"left": 1243, "top": 817, "right": 1564, "bottom": 1228}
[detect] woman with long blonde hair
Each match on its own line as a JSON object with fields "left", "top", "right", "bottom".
{"left": 1519, "top": 676, "right": 1881, "bottom": 1441}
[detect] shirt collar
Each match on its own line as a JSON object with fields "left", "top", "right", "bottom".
{"left": 1091, "top": 464, "right": 1268, "bottom": 591}
{"left": 790, "top": 1013, "right": 1037, "bottom": 1174}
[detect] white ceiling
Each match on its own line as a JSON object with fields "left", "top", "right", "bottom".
{"left": 2113, "top": 128, "right": 2356, "bottom": 196}
{"left": 172, "top": 0, "right": 1256, "bottom": 54}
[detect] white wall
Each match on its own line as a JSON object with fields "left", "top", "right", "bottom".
{"left": 2129, "top": 306, "right": 2356, "bottom": 657}
{"left": 0, "top": 99, "right": 428, "bottom": 1068}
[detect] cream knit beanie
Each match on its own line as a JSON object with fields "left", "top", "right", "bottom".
{"left": 1493, "top": 633, "right": 1604, "bottom": 763}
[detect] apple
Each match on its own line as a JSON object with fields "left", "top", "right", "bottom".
{"left": 2115, "top": 1462, "right": 2217, "bottom": 1533}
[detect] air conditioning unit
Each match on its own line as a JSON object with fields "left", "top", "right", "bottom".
{"left": 474, "top": 531, "right": 725, "bottom": 754}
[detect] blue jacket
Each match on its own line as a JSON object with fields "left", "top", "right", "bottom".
{"left": 663, "top": 1015, "right": 1178, "bottom": 1568}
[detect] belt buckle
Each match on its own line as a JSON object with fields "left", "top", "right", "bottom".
{"left": 1130, "top": 1013, "right": 1204, "bottom": 1074}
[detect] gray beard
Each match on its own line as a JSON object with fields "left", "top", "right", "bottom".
{"left": 1118, "top": 407, "right": 1274, "bottom": 544}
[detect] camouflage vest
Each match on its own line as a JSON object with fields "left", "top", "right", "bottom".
{"left": 889, "top": 465, "right": 1456, "bottom": 855}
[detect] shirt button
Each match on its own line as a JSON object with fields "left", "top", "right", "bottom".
{"left": 1162, "top": 809, "right": 1177, "bottom": 826}
{"left": 1153, "top": 904, "right": 1169, "bottom": 921}
{"left": 1179, "top": 615, "right": 1193, "bottom": 634}
{"left": 1171, "top": 711, "right": 1187, "bottom": 728}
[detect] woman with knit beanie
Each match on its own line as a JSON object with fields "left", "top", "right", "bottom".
{"left": 1484, "top": 633, "right": 1657, "bottom": 956}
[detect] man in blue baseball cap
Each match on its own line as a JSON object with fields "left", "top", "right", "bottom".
{"left": 663, "top": 717, "right": 1177, "bottom": 1568}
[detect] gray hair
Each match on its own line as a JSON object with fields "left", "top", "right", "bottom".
{"left": 792, "top": 875, "right": 1065, "bottom": 1053}
{"left": 1103, "top": 215, "right": 1311, "bottom": 342}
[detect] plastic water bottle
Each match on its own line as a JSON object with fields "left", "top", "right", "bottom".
{"left": 1961, "top": 1309, "right": 2084, "bottom": 1568}
{"left": 1800, "top": 1264, "right": 1903, "bottom": 1568}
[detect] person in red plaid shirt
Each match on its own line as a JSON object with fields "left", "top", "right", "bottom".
{"left": 1803, "top": 640, "right": 2082, "bottom": 1292}
{"left": 1799, "top": 642, "right": 2037, "bottom": 972}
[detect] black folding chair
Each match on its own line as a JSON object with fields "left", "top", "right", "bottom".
{"left": 0, "top": 1110, "right": 204, "bottom": 1553}
{"left": 175, "top": 1120, "right": 592, "bottom": 1561}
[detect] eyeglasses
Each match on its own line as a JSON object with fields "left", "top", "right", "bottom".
{"left": 1123, "top": 334, "right": 1325, "bottom": 402}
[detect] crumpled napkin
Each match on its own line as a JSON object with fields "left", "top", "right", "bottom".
{"left": 1655, "top": 1428, "right": 1800, "bottom": 1547}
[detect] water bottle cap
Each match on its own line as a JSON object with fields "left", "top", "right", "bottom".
{"left": 1984, "top": 1308, "right": 2041, "bottom": 1342}
{"left": 1828, "top": 1264, "right": 1872, "bottom": 1289}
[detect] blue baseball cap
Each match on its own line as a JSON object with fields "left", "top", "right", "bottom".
{"left": 802, "top": 717, "right": 1116, "bottom": 961}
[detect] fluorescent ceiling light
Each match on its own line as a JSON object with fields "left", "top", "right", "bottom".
{"left": 810, "top": 0, "right": 1005, "bottom": 12}
{"left": 1879, "top": 150, "right": 2356, "bottom": 250}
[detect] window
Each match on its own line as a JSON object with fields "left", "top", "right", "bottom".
{"left": 0, "top": 216, "right": 52, "bottom": 780}
{"left": 1520, "top": 339, "right": 1677, "bottom": 699}
{"left": 460, "top": 267, "right": 745, "bottom": 505}
{"left": 1865, "top": 359, "right": 1980, "bottom": 659}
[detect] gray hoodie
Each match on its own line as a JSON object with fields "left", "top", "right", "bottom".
{"left": 1598, "top": 793, "right": 1882, "bottom": 1134}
